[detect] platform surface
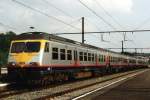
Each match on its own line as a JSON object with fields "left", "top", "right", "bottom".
{"left": 80, "top": 69, "right": 150, "bottom": 100}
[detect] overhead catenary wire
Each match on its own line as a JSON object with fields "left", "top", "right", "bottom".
{"left": 94, "top": 0, "right": 125, "bottom": 30}
{"left": 85, "top": 19, "right": 121, "bottom": 46}
{"left": 94, "top": 0, "right": 136, "bottom": 47}
{"left": 134, "top": 17, "right": 150, "bottom": 30}
{"left": 86, "top": 33, "right": 120, "bottom": 47}
{"left": 42, "top": 0, "right": 73, "bottom": 18}
{"left": 77, "top": 0, "right": 117, "bottom": 31}
{"left": 52, "top": 18, "right": 82, "bottom": 33}
{"left": 54, "top": 29, "right": 150, "bottom": 35}
{"left": 12, "top": 0, "right": 80, "bottom": 31}
{"left": 86, "top": 18, "right": 102, "bottom": 31}
{"left": 0, "top": 22, "right": 18, "bottom": 32}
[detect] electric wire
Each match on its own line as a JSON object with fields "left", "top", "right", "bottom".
{"left": 94, "top": 0, "right": 125, "bottom": 30}
{"left": 86, "top": 18, "right": 102, "bottom": 31}
{"left": 52, "top": 18, "right": 81, "bottom": 33}
{"left": 0, "top": 22, "right": 18, "bottom": 32}
{"left": 77, "top": 0, "right": 117, "bottom": 30}
{"left": 42, "top": 0, "right": 73, "bottom": 18}
{"left": 134, "top": 17, "right": 150, "bottom": 30}
{"left": 12, "top": 0, "right": 80, "bottom": 31}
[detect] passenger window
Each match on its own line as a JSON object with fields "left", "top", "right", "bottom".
{"left": 88, "top": 53, "right": 91, "bottom": 61}
{"left": 84, "top": 52, "right": 87, "bottom": 61}
{"left": 44, "top": 42, "right": 49, "bottom": 52}
{"left": 74, "top": 50, "right": 77, "bottom": 60}
{"left": 92, "top": 54, "right": 94, "bottom": 61}
{"left": 67, "top": 50, "right": 72, "bottom": 60}
{"left": 101, "top": 55, "right": 103, "bottom": 62}
{"left": 103, "top": 55, "right": 106, "bottom": 62}
{"left": 99, "top": 55, "right": 101, "bottom": 62}
{"left": 79, "top": 52, "right": 83, "bottom": 61}
{"left": 52, "top": 48, "right": 58, "bottom": 60}
{"left": 60, "top": 49, "right": 66, "bottom": 60}
{"left": 95, "top": 54, "right": 97, "bottom": 61}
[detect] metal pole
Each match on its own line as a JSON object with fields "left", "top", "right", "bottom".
{"left": 82, "top": 17, "right": 84, "bottom": 43}
{"left": 122, "top": 40, "right": 124, "bottom": 53}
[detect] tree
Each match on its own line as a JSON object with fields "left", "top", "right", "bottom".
{"left": 0, "top": 31, "right": 16, "bottom": 67}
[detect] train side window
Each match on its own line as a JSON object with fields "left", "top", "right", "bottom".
{"left": 99, "top": 55, "right": 101, "bottom": 62}
{"left": 114, "top": 57, "right": 116, "bottom": 62}
{"left": 44, "top": 42, "right": 49, "bottom": 52}
{"left": 79, "top": 52, "right": 83, "bottom": 61}
{"left": 111, "top": 57, "right": 113, "bottom": 62}
{"left": 111, "top": 56, "right": 113, "bottom": 62}
{"left": 104, "top": 55, "right": 106, "bottom": 62}
{"left": 67, "top": 50, "right": 72, "bottom": 60}
{"left": 60, "top": 49, "right": 66, "bottom": 60}
{"left": 74, "top": 51, "right": 76, "bottom": 60}
{"left": 101, "top": 55, "right": 103, "bottom": 62}
{"left": 92, "top": 54, "right": 94, "bottom": 61}
{"left": 52, "top": 48, "right": 58, "bottom": 60}
{"left": 88, "top": 53, "right": 91, "bottom": 61}
{"left": 95, "top": 54, "right": 97, "bottom": 61}
{"left": 84, "top": 52, "right": 87, "bottom": 61}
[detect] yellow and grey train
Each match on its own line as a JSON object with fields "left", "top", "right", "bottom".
{"left": 7, "top": 32, "right": 148, "bottom": 82}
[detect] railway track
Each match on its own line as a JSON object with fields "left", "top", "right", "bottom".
{"left": 0, "top": 68, "right": 148, "bottom": 100}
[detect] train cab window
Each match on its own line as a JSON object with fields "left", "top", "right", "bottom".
{"left": 79, "top": 52, "right": 83, "bottom": 61}
{"left": 84, "top": 52, "right": 87, "bottom": 61}
{"left": 11, "top": 42, "right": 41, "bottom": 53}
{"left": 11, "top": 42, "right": 25, "bottom": 53}
{"left": 60, "top": 49, "right": 66, "bottom": 60}
{"left": 67, "top": 50, "right": 72, "bottom": 60}
{"left": 88, "top": 53, "right": 91, "bottom": 61}
{"left": 52, "top": 48, "right": 58, "bottom": 60}
{"left": 25, "top": 42, "right": 41, "bottom": 52}
{"left": 44, "top": 42, "right": 49, "bottom": 52}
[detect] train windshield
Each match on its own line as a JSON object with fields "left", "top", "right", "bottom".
{"left": 11, "top": 42, "right": 41, "bottom": 53}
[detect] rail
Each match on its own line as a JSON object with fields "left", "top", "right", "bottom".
{"left": 0, "top": 68, "right": 148, "bottom": 100}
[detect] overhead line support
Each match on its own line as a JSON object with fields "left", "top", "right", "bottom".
{"left": 54, "top": 29, "right": 150, "bottom": 35}
{"left": 82, "top": 17, "right": 84, "bottom": 44}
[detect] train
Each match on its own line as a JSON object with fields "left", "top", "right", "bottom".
{"left": 7, "top": 32, "right": 148, "bottom": 83}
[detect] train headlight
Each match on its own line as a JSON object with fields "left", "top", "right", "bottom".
{"left": 9, "top": 62, "right": 16, "bottom": 66}
{"left": 47, "top": 67, "right": 51, "bottom": 71}
{"left": 12, "top": 62, "right": 16, "bottom": 66}
{"left": 29, "top": 62, "right": 39, "bottom": 66}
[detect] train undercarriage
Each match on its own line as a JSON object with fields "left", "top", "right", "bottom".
{"left": 7, "top": 65, "right": 147, "bottom": 85}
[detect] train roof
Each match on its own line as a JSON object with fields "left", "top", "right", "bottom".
{"left": 13, "top": 32, "right": 132, "bottom": 57}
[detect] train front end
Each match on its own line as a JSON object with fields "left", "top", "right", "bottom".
{"left": 7, "top": 39, "right": 46, "bottom": 81}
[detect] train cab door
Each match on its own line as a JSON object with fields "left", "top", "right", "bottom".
{"left": 42, "top": 42, "right": 51, "bottom": 65}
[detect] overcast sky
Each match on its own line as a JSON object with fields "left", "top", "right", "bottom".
{"left": 0, "top": 0, "right": 150, "bottom": 53}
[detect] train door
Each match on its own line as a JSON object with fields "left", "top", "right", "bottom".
{"left": 42, "top": 42, "right": 51, "bottom": 65}
{"left": 95, "top": 53, "right": 98, "bottom": 65}
{"left": 74, "top": 50, "right": 78, "bottom": 65}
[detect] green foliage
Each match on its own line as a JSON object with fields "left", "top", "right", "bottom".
{"left": 0, "top": 31, "right": 16, "bottom": 67}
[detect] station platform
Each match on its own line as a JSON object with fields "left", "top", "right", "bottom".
{"left": 83, "top": 69, "right": 150, "bottom": 100}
